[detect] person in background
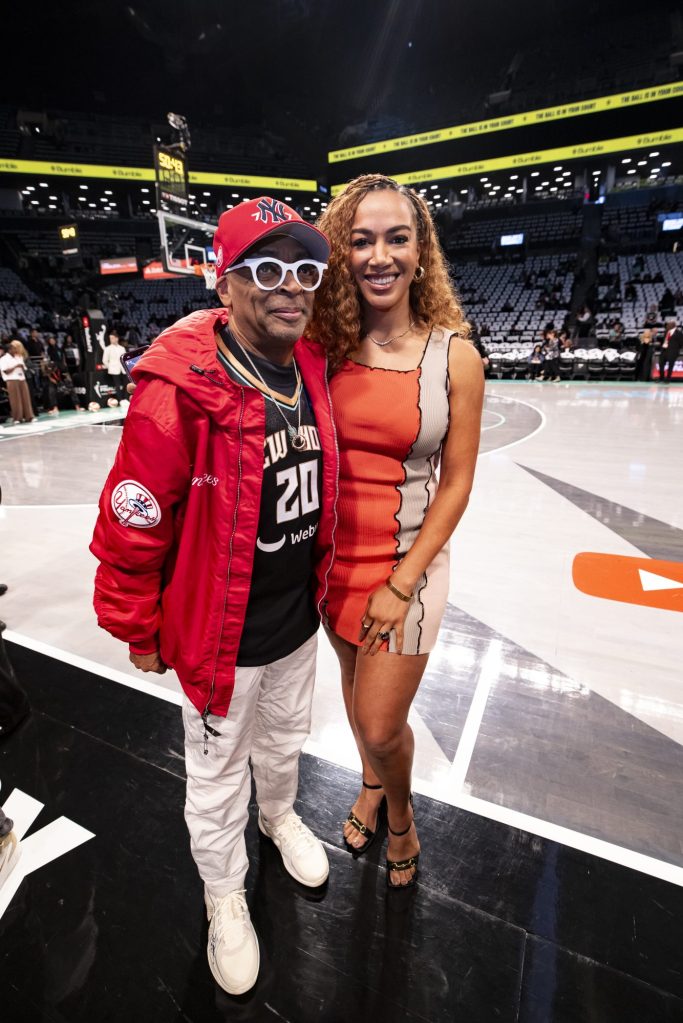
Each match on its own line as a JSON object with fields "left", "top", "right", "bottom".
{"left": 0, "top": 341, "right": 36, "bottom": 424}
{"left": 636, "top": 327, "right": 655, "bottom": 381}
{"left": 575, "top": 305, "right": 593, "bottom": 339}
{"left": 659, "top": 319, "right": 683, "bottom": 384}
{"left": 101, "top": 331, "right": 126, "bottom": 401}
{"left": 528, "top": 344, "right": 545, "bottom": 380}
{"left": 469, "top": 320, "right": 490, "bottom": 376}
{"left": 543, "top": 330, "right": 560, "bottom": 382}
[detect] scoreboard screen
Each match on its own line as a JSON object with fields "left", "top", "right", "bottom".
{"left": 154, "top": 145, "right": 189, "bottom": 212}
{"left": 58, "top": 222, "right": 80, "bottom": 261}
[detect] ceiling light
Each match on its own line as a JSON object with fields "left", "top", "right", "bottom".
{"left": 141, "top": 188, "right": 150, "bottom": 193}
{"left": 541, "top": 181, "right": 549, "bottom": 186}
{"left": 534, "top": 186, "right": 542, "bottom": 191}
{"left": 304, "top": 206, "right": 310, "bottom": 210}
{"left": 79, "top": 184, "right": 88, "bottom": 190}
{"left": 142, "top": 200, "right": 150, "bottom": 205}
{"left": 39, "top": 182, "right": 49, "bottom": 187}
{"left": 30, "top": 200, "right": 39, "bottom": 205}
{"left": 88, "top": 202, "right": 96, "bottom": 207}
{"left": 553, "top": 166, "right": 562, "bottom": 171}
{"left": 515, "top": 188, "right": 523, "bottom": 193}
{"left": 531, "top": 171, "right": 539, "bottom": 177}
{"left": 232, "top": 193, "right": 239, "bottom": 198}
{"left": 652, "top": 168, "right": 661, "bottom": 174}
{"left": 49, "top": 195, "right": 57, "bottom": 200}
{"left": 313, "top": 197, "right": 320, "bottom": 202}
{"left": 621, "top": 158, "right": 632, "bottom": 164}
{"left": 104, "top": 190, "right": 113, "bottom": 195}
{"left": 435, "top": 203, "right": 443, "bottom": 207}
{"left": 592, "top": 170, "right": 601, "bottom": 176}
{"left": 200, "top": 203, "right": 207, "bottom": 208}
{"left": 510, "top": 175, "right": 518, "bottom": 180}
{"left": 430, "top": 184, "right": 438, "bottom": 189}
{"left": 627, "top": 169, "right": 636, "bottom": 175}
{"left": 662, "top": 161, "right": 672, "bottom": 167}
{"left": 48, "top": 204, "right": 56, "bottom": 209}
{"left": 550, "top": 187, "right": 558, "bottom": 191}
{"left": 480, "top": 177, "right": 488, "bottom": 182}
{"left": 649, "top": 151, "right": 659, "bottom": 157}
{"left": 203, "top": 191, "right": 210, "bottom": 196}
{"left": 563, "top": 181, "right": 571, "bottom": 187}
{"left": 637, "top": 160, "right": 646, "bottom": 166}
{"left": 25, "top": 185, "right": 35, "bottom": 191}
{"left": 433, "top": 194, "right": 441, "bottom": 199}
{"left": 460, "top": 189, "right": 468, "bottom": 194}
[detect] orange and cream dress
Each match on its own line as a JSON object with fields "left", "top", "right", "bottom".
{"left": 324, "top": 327, "right": 454, "bottom": 655}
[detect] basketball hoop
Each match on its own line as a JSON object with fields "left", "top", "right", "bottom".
{"left": 195, "top": 263, "right": 217, "bottom": 290}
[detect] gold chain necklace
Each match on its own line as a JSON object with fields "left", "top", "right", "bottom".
{"left": 231, "top": 334, "right": 307, "bottom": 451}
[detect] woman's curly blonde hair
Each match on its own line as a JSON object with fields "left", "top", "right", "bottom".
{"left": 307, "top": 173, "right": 469, "bottom": 369}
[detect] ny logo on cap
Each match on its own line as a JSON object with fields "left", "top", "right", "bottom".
{"left": 252, "top": 198, "right": 291, "bottom": 225}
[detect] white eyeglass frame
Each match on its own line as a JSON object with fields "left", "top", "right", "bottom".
{"left": 225, "top": 256, "right": 328, "bottom": 291}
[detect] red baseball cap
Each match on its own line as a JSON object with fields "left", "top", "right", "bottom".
{"left": 213, "top": 197, "right": 330, "bottom": 280}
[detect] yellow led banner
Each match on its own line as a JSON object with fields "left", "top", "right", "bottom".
{"left": 328, "top": 82, "right": 683, "bottom": 163}
{"left": 0, "top": 158, "right": 316, "bottom": 192}
{"left": 188, "top": 171, "right": 318, "bottom": 191}
{"left": 0, "top": 159, "right": 155, "bottom": 181}
{"left": 330, "top": 128, "right": 683, "bottom": 195}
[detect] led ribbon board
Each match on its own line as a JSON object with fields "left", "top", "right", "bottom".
{"left": 330, "top": 128, "right": 683, "bottom": 195}
{"left": 0, "top": 158, "right": 316, "bottom": 192}
{"left": 328, "top": 82, "right": 683, "bottom": 163}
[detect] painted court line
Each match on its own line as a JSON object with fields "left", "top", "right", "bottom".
{"left": 4, "top": 630, "right": 182, "bottom": 707}
{"left": 6, "top": 631, "right": 683, "bottom": 889}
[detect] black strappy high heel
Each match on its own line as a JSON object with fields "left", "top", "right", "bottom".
{"left": 386, "top": 798, "right": 419, "bottom": 889}
{"left": 343, "top": 780, "right": 386, "bottom": 856}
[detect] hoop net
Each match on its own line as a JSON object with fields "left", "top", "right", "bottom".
{"left": 195, "top": 263, "right": 217, "bottom": 290}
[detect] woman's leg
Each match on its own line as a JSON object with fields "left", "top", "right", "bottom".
{"left": 325, "top": 628, "right": 385, "bottom": 849}
{"left": 352, "top": 650, "right": 429, "bottom": 884}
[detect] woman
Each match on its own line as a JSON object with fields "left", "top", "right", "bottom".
{"left": 308, "top": 174, "right": 483, "bottom": 888}
{"left": 0, "top": 340, "right": 36, "bottom": 424}
{"left": 636, "top": 328, "right": 654, "bottom": 381}
{"left": 528, "top": 344, "right": 544, "bottom": 380}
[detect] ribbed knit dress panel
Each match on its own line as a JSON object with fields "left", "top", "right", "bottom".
{"left": 325, "top": 327, "right": 454, "bottom": 655}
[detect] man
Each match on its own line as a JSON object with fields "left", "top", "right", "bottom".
{"left": 90, "top": 198, "right": 337, "bottom": 996}
{"left": 101, "top": 330, "right": 126, "bottom": 400}
{"left": 659, "top": 319, "right": 683, "bottom": 384}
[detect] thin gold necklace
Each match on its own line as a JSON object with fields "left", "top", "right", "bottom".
{"left": 365, "top": 319, "right": 415, "bottom": 348}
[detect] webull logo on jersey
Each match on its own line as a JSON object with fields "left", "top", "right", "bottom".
{"left": 290, "top": 522, "right": 318, "bottom": 544}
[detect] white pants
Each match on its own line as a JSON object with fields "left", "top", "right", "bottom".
{"left": 182, "top": 633, "right": 317, "bottom": 898}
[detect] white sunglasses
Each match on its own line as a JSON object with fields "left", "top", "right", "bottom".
{"left": 226, "top": 256, "right": 328, "bottom": 291}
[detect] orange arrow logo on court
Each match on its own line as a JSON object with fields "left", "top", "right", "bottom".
{"left": 573, "top": 553, "right": 683, "bottom": 612}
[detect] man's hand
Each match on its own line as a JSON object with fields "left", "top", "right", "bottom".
{"left": 129, "top": 651, "right": 167, "bottom": 674}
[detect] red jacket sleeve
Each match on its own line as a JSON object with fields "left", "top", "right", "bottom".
{"left": 90, "top": 381, "right": 193, "bottom": 655}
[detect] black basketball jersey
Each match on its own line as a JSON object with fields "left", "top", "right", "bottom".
{"left": 217, "top": 327, "right": 322, "bottom": 665}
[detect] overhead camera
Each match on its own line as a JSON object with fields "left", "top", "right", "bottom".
{"left": 166, "top": 112, "right": 191, "bottom": 154}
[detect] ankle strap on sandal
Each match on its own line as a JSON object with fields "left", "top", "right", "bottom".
{"left": 388, "top": 818, "right": 413, "bottom": 837}
{"left": 362, "top": 780, "right": 383, "bottom": 790}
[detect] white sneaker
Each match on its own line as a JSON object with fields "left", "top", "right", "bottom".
{"left": 0, "top": 830, "right": 21, "bottom": 888}
{"left": 258, "top": 810, "right": 329, "bottom": 887}
{"left": 204, "top": 888, "right": 259, "bottom": 995}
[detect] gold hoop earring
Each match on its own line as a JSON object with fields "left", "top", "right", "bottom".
{"left": 413, "top": 266, "right": 425, "bottom": 282}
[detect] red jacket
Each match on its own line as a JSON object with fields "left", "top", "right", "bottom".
{"left": 90, "top": 308, "right": 339, "bottom": 717}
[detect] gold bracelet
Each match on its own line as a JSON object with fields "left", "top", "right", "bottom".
{"left": 386, "top": 577, "right": 412, "bottom": 602}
